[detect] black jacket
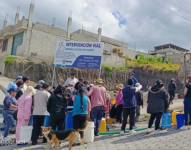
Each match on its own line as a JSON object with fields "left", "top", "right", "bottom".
{"left": 168, "top": 82, "right": 177, "bottom": 92}
{"left": 47, "top": 94, "right": 67, "bottom": 118}
{"left": 147, "top": 85, "right": 169, "bottom": 114}
{"left": 136, "top": 91, "right": 143, "bottom": 106}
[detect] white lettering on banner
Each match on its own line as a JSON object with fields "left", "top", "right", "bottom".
{"left": 54, "top": 41, "right": 104, "bottom": 69}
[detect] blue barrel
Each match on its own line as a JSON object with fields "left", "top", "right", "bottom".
{"left": 161, "top": 112, "right": 172, "bottom": 129}
{"left": 176, "top": 114, "right": 185, "bottom": 129}
{"left": 65, "top": 111, "right": 73, "bottom": 129}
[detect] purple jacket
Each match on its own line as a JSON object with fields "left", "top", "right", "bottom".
{"left": 116, "top": 90, "right": 123, "bottom": 105}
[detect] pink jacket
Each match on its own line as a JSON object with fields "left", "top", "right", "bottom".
{"left": 17, "top": 95, "right": 33, "bottom": 120}
{"left": 88, "top": 85, "right": 108, "bottom": 109}
{"left": 116, "top": 90, "right": 123, "bottom": 105}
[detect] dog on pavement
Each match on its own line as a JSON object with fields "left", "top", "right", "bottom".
{"left": 42, "top": 127, "right": 81, "bottom": 150}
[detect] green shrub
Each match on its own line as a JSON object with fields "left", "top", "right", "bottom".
{"left": 127, "top": 55, "right": 181, "bottom": 73}
{"left": 4, "top": 55, "right": 18, "bottom": 65}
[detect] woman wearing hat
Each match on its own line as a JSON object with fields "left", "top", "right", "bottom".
{"left": 16, "top": 86, "right": 36, "bottom": 144}
{"left": 147, "top": 80, "right": 169, "bottom": 133}
{"left": 88, "top": 78, "right": 108, "bottom": 136}
{"left": 3, "top": 87, "right": 18, "bottom": 138}
{"left": 115, "top": 84, "right": 124, "bottom": 123}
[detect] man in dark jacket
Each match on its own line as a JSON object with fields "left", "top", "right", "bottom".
{"left": 147, "top": 80, "right": 169, "bottom": 132}
{"left": 47, "top": 85, "right": 67, "bottom": 131}
{"left": 121, "top": 79, "right": 142, "bottom": 134}
{"left": 168, "top": 79, "right": 177, "bottom": 104}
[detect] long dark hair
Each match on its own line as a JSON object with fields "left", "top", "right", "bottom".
{"left": 76, "top": 83, "right": 85, "bottom": 111}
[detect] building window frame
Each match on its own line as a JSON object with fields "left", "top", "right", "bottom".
{"left": 2, "top": 39, "right": 8, "bottom": 52}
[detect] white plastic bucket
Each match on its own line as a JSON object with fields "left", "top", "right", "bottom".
{"left": 84, "top": 122, "right": 94, "bottom": 143}
{"left": 19, "top": 126, "right": 33, "bottom": 143}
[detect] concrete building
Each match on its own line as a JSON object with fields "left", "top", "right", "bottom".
{"left": 149, "top": 43, "right": 189, "bottom": 64}
{"left": 0, "top": 2, "right": 137, "bottom": 73}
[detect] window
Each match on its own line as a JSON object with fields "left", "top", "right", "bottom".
{"left": 2, "top": 39, "right": 8, "bottom": 52}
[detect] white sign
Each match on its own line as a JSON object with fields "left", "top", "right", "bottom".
{"left": 54, "top": 41, "right": 104, "bottom": 69}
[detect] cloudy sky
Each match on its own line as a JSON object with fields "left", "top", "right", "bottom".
{"left": 0, "top": 0, "right": 191, "bottom": 51}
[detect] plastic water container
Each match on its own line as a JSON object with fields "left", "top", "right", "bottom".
{"left": 65, "top": 111, "right": 73, "bottom": 129}
{"left": 161, "top": 112, "right": 172, "bottom": 129}
{"left": 176, "top": 114, "right": 185, "bottom": 129}
{"left": 172, "top": 111, "right": 184, "bottom": 126}
{"left": 19, "top": 126, "right": 33, "bottom": 143}
{"left": 99, "top": 118, "right": 107, "bottom": 133}
{"left": 84, "top": 122, "right": 94, "bottom": 143}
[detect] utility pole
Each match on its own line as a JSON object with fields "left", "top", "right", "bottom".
{"left": 184, "top": 53, "right": 187, "bottom": 85}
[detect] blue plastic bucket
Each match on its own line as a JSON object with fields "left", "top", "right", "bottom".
{"left": 65, "top": 111, "right": 73, "bottom": 129}
{"left": 161, "top": 112, "right": 172, "bottom": 129}
{"left": 176, "top": 114, "right": 185, "bottom": 129}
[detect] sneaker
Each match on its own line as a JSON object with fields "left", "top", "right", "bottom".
{"left": 129, "top": 130, "right": 136, "bottom": 134}
{"left": 153, "top": 130, "right": 160, "bottom": 135}
{"left": 146, "top": 128, "right": 153, "bottom": 134}
{"left": 120, "top": 130, "right": 125, "bottom": 135}
{"left": 180, "top": 126, "right": 187, "bottom": 130}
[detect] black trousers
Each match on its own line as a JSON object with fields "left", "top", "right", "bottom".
{"left": 31, "top": 115, "right": 45, "bottom": 144}
{"left": 116, "top": 104, "right": 123, "bottom": 123}
{"left": 148, "top": 112, "right": 163, "bottom": 130}
{"left": 73, "top": 115, "right": 88, "bottom": 139}
{"left": 121, "top": 107, "right": 136, "bottom": 131}
{"left": 50, "top": 115, "right": 65, "bottom": 131}
{"left": 169, "top": 91, "right": 175, "bottom": 102}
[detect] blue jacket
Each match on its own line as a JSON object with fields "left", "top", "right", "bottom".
{"left": 122, "top": 85, "right": 137, "bottom": 108}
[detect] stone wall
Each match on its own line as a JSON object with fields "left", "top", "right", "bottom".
{"left": 4, "top": 61, "right": 130, "bottom": 90}
{"left": 4, "top": 61, "right": 183, "bottom": 93}
{"left": 134, "top": 69, "right": 183, "bottom": 93}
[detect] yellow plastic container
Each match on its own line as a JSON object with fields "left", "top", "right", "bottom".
{"left": 106, "top": 118, "right": 116, "bottom": 125}
{"left": 99, "top": 118, "right": 107, "bottom": 133}
{"left": 172, "top": 111, "right": 184, "bottom": 126}
{"left": 111, "top": 99, "right": 116, "bottom": 105}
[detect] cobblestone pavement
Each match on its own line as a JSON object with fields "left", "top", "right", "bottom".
{"left": 1, "top": 126, "right": 191, "bottom": 150}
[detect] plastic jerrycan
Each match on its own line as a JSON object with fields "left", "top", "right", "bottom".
{"left": 99, "top": 118, "right": 107, "bottom": 133}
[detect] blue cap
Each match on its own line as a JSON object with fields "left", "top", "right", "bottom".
{"left": 8, "top": 87, "right": 17, "bottom": 93}
{"left": 16, "top": 76, "right": 23, "bottom": 81}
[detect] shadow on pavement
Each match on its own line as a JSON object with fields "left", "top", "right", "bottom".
{"left": 111, "top": 129, "right": 183, "bottom": 144}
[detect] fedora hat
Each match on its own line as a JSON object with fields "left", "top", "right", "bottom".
{"left": 95, "top": 78, "right": 104, "bottom": 84}
{"left": 116, "top": 83, "right": 123, "bottom": 90}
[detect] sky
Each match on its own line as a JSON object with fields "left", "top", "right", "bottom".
{"left": 0, "top": 0, "right": 191, "bottom": 51}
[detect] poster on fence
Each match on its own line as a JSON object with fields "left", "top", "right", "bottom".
{"left": 54, "top": 41, "right": 104, "bottom": 69}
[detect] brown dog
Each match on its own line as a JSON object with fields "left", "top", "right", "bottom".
{"left": 42, "top": 127, "right": 81, "bottom": 150}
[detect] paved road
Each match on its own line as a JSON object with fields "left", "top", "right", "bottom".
{"left": 0, "top": 75, "right": 188, "bottom": 150}
{"left": 1, "top": 127, "right": 191, "bottom": 150}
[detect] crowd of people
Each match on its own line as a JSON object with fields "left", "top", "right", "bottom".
{"left": 3, "top": 71, "right": 191, "bottom": 147}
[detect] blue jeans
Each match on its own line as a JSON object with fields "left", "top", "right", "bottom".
{"left": 184, "top": 98, "right": 191, "bottom": 125}
{"left": 3, "top": 110, "right": 16, "bottom": 137}
{"left": 43, "top": 116, "right": 51, "bottom": 127}
{"left": 92, "top": 106, "right": 104, "bottom": 135}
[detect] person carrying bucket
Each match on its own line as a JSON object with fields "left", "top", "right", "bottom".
{"left": 88, "top": 78, "right": 108, "bottom": 136}
{"left": 184, "top": 75, "right": 191, "bottom": 128}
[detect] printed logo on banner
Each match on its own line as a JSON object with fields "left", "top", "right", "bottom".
{"left": 54, "top": 41, "right": 104, "bottom": 69}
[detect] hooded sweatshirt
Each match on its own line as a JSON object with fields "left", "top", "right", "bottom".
{"left": 147, "top": 85, "right": 169, "bottom": 114}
